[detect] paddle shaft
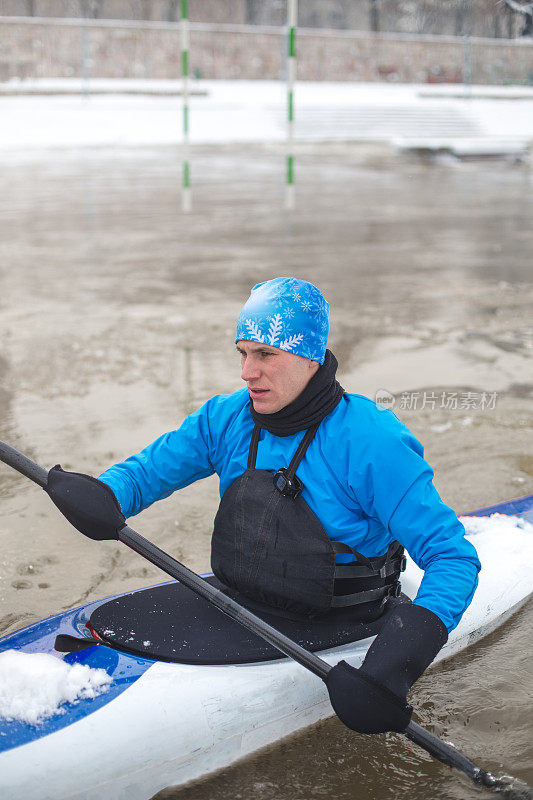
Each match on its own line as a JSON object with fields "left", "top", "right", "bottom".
{"left": 120, "top": 525, "right": 330, "bottom": 680}
{"left": 0, "top": 441, "right": 48, "bottom": 488}
{"left": 119, "top": 526, "right": 509, "bottom": 793}
{"left": 1, "top": 440, "right": 528, "bottom": 798}
{"left": 406, "top": 721, "right": 497, "bottom": 787}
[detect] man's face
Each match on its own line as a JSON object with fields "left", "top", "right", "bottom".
{"left": 237, "top": 341, "right": 320, "bottom": 414}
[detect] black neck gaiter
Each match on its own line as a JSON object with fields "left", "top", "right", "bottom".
{"left": 249, "top": 349, "right": 344, "bottom": 437}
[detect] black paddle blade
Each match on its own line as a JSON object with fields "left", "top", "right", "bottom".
{"left": 405, "top": 722, "right": 533, "bottom": 800}
{"left": 481, "top": 776, "right": 533, "bottom": 800}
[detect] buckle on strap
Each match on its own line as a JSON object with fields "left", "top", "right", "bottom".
{"left": 379, "top": 555, "right": 407, "bottom": 579}
{"left": 390, "top": 581, "right": 402, "bottom": 598}
{"left": 273, "top": 468, "right": 303, "bottom": 499}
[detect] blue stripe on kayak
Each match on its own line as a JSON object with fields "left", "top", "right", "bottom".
{"left": 0, "top": 600, "right": 154, "bottom": 754}
{"left": 464, "top": 493, "right": 533, "bottom": 522}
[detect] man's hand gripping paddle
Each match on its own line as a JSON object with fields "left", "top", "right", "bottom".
{"left": 0, "top": 439, "right": 531, "bottom": 800}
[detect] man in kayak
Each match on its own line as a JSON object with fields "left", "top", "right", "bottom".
{"left": 47, "top": 277, "right": 481, "bottom": 736}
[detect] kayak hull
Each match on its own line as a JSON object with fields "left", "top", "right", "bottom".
{"left": 1, "top": 494, "right": 532, "bottom": 800}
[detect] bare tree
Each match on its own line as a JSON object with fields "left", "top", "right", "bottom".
{"left": 168, "top": 0, "right": 179, "bottom": 22}
{"left": 245, "top": 0, "right": 259, "bottom": 24}
{"left": 79, "top": 0, "right": 102, "bottom": 18}
{"left": 455, "top": 2, "right": 467, "bottom": 35}
{"left": 369, "top": 0, "right": 379, "bottom": 31}
{"left": 501, "top": 0, "right": 533, "bottom": 35}
{"left": 141, "top": 0, "right": 151, "bottom": 20}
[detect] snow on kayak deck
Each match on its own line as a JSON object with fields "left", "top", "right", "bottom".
{"left": 461, "top": 512, "right": 533, "bottom": 555}
{"left": 460, "top": 512, "right": 533, "bottom": 580}
{"left": 0, "top": 651, "right": 111, "bottom": 725}
{"left": 461, "top": 512, "right": 533, "bottom": 537}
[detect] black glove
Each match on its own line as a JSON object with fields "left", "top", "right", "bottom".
{"left": 45, "top": 465, "right": 126, "bottom": 541}
{"left": 325, "top": 603, "right": 448, "bottom": 734}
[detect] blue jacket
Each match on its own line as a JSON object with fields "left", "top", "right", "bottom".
{"left": 99, "top": 389, "right": 480, "bottom": 632}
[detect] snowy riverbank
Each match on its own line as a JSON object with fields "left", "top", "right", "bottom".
{"left": 1, "top": 79, "right": 532, "bottom": 153}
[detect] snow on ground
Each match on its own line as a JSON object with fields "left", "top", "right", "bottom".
{"left": 0, "top": 79, "right": 532, "bottom": 153}
{"left": 0, "top": 650, "right": 111, "bottom": 725}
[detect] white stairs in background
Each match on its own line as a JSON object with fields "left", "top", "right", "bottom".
{"left": 280, "top": 104, "right": 483, "bottom": 141}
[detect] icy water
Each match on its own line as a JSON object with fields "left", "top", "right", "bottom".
{"left": 0, "top": 144, "right": 531, "bottom": 798}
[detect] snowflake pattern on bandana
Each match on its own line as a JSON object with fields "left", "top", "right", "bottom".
{"left": 236, "top": 277, "right": 329, "bottom": 363}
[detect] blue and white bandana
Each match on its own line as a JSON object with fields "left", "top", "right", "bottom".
{"left": 235, "top": 277, "right": 329, "bottom": 364}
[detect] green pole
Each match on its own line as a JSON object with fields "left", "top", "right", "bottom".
{"left": 181, "top": 0, "right": 191, "bottom": 212}
{"left": 286, "top": 0, "right": 297, "bottom": 210}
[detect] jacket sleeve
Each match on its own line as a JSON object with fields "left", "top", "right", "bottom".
{"left": 388, "top": 471, "right": 481, "bottom": 633}
{"left": 352, "top": 413, "right": 481, "bottom": 633}
{"left": 98, "top": 402, "right": 216, "bottom": 518}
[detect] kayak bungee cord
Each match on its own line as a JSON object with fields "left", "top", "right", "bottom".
{"left": 0, "top": 440, "right": 531, "bottom": 800}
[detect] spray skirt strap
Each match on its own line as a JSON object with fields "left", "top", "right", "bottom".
{"left": 332, "top": 540, "right": 374, "bottom": 569}
{"left": 331, "top": 583, "right": 402, "bottom": 608}
{"left": 285, "top": 422, "right": 321, "bottom": 479}
{"left": 334, "top": 555, "right": 406, "bottom": 580}
{"left": 332, "top": 540, "right": 407, "bottom": 578}
{"left": 247, "top": 425, "right": 261, "bottom": 469}
{"left": 272, "top": 422, "right": 321, "bottom": 499}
